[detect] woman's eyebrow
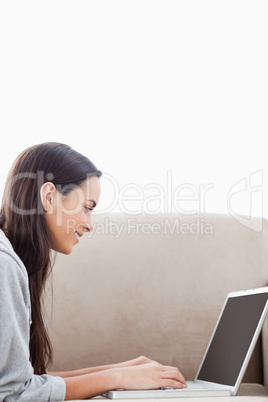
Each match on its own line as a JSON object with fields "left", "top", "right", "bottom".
{"left": 87, "top": 199, "right": 97, "bottom": 208}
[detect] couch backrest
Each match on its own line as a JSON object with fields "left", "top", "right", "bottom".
{"left": 46, "top": 213, "right": 268, "bottom": 384}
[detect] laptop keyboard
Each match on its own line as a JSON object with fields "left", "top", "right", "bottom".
{"left": 162, "top": 382, "right": 215, "bottom": 391}
{"left": 186, "top": 381, "right": 210, "bottom": 390}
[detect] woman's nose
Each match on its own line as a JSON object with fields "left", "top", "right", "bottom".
{"left": 84, "top": 224, "right": 93, "bottom": 232}
{"left": 85, "top": 216, "right": 94, "bottom": 232}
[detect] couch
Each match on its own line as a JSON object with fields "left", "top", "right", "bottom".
{"left": 46, "top": 213, "right": 268, "bottom": 401}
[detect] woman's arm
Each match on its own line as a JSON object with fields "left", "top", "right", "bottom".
{"left": 63, "top": 361, "right": 186, "bottom": 400}
{"left": 48, "top": 356, "right": 154, "bottom": 378}
{"left": 0, "top": 249, "right": 66, "bottom": 402}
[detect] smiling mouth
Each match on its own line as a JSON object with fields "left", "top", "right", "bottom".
{"left": 75, "top": 231, "right": 82, "bottom": 241}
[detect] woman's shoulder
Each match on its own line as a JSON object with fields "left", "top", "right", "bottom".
{"left": 0, "top": 229, "right": 28, "bottom": 284}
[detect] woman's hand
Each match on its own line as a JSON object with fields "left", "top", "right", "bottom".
{"left": 113, "top": 360, "right": 186, "bottom": 390}
{"left": 63, "top": 358, "right": 186, "bottom": 400}
{"left": 115, "top": 355, "right": 155, "bottom": 368}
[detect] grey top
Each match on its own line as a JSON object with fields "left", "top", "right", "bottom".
{"left": 0, "top": 230, "right": 66, "bottom": 401}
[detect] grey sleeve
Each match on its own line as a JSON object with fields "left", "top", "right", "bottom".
{"left": 0, "top": 250, "right": 66, "bottom": 402}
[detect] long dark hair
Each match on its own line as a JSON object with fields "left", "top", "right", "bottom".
{"left": 0, "top": 142, "right": 102, "bottom": 374}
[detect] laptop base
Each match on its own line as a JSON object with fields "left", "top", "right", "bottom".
{"left": 104, "top": 387, "right": 231, "bottom": 399}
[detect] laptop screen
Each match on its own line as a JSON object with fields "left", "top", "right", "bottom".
{"left": 197, "top": 291, "right": 268, "bottom": 386}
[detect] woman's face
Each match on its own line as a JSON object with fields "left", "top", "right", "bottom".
{"left": 43, "top": 176, "right": 101, "bottom": 254}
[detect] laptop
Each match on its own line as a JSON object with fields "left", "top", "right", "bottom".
{"left": 104, "top": 286, "right": 268, "bottom": 399}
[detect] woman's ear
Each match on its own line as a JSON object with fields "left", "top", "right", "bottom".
{"left": 40, "top": 182, "right": 56, "bottom": 212}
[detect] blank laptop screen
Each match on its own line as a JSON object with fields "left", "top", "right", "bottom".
{"left": 197, "top": 292, "right": 268, "bottom": 386}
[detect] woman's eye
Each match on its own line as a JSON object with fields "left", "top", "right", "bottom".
{"left": 85, "top": 206, "right": 93, "bottom": 213}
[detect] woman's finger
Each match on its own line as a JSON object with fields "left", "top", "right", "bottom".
{"left": 161, "top": 366, "right": 186, "bottom": 385}
{"left": 160, "top": 379, "right": 187, "bottom": 389}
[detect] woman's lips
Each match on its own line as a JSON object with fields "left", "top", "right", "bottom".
{"left": 75, "top": 231, "right": 83, "bottom": 241}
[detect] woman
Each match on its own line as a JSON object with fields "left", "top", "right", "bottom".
{"left": 0, "top": 142, "right": 186, "bottom": 401}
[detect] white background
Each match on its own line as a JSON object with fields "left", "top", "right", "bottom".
{"left": 0, "top": 1, "right": 267, "bottom": 219}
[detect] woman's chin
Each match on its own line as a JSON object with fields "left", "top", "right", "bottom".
{"left": 50, "top": 244, "right": 74, "bottom": 255}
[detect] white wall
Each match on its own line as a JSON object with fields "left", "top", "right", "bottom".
{"left": 0, "top": 1, "right": 267, "bottom": 224}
